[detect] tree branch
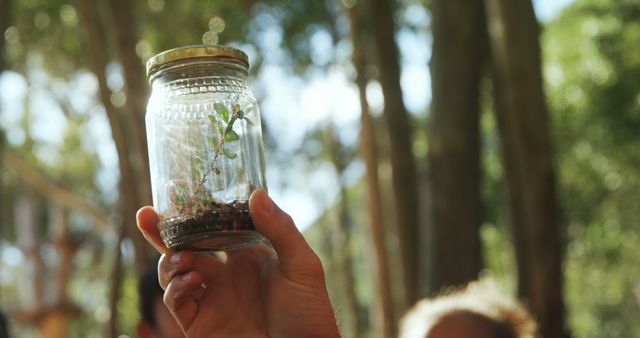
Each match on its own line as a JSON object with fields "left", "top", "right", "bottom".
{"left": 2, "top": 149, "right": 112, "bottom": 231}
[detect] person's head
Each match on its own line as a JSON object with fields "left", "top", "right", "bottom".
{"left": 137, "top": 256, "right": 184, "bottom": 338}
{"left": 399, "top": 279, "right": 537, "bottom": 338}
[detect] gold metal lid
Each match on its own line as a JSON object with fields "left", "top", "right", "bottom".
{"left": 146, "top": 45, "right": 249, "bottom": 77}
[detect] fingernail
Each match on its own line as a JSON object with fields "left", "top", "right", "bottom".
{"left": 180, "top": 273, "right": 191, "bottom": 281}
{"left": 261, "top": 191, "right": 274, "bottom": 215}
{"left": 170, "top": 252, "right": 182, "bottom": 265}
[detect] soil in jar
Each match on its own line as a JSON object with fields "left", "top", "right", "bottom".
{"left": 159, "top": 200, "right": 259, "bottom": 251}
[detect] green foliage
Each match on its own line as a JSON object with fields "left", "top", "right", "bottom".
{"left": 565, "top": 221, "right": 640, "bottom": 338}
{"left": 6, "top": 0, "right": 87, "bottom": 75}
{"left": 480, "top": 223, "right": 516, "bottom": 292}
{"left": 139, "top": 1, "right": 252, "bottom": 53}
{"left": 117, "top": 268, "right": 142, "bottom": 337}
{"left": 542, "top": 0, "right": 640, "bottom": 336}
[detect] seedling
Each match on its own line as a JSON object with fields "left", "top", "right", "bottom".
{"left": 159, "top": 102, "right": 256, "bottom": 250}
{"left": 168, "top": 102, "right": 250, "bottom": 214}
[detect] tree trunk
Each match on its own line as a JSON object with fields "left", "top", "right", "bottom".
{"left": 426, "top": 0, "right": 486, "bottom": 295}
{"left": 103, "top": 0, "right": 153, "bottom": 208}
{"left": 370, "top": 0, "right": 420, "bottom": 308}
{"left": 336, "top": 191, "right": 362, "bottom": 338}
{"left": 0, "top": 0, "right": 9, "bottom": 72}
{"left": 77, "top": 0, "right": 147, "bottom": 335}
{"left": 324, "top": 126, "right": 363, "bottom": 338}
{"left": 47, "top": 205, "right": 77, "bottom": 338}
{"left": 76, "top": 0, "right": 148, "bottom": 276}
{"left": 14, "top": 196, "right": 74, "bottom": 337}
{"left": 106, "top": 219, "right": 125, "bottom": 338}
{"left": 15, "top": 187, "right": 43, "bottom": 309}
{"left": 344, "top": 4, "right": 396, "bottom": 337}
{"left": 484, "top": 1, "right": 568, "bottom": 337}
{"left": 50, "top": 206, "right": 74, "bottom": 305}
{"left": 0, "top": 0, "right": 12, "bottom": 216}
{"left": 102, "top": 0, "right": 156, "bottom": 271}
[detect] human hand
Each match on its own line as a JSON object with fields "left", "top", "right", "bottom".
{"left": 136, "top": 189, "right": 341, "bottom": 338}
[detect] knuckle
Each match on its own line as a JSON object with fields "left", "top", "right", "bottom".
{"left": 279, "top": 213, "right": 295, "bottom": 228}
{"left": 162, "top": 285, "right": 175, "bottom": 309}
{"left": 303, "top": 251, "right": 326, "bottom": 279}
{"left": 157, "top": 256, "right": 172, "bottom": 289}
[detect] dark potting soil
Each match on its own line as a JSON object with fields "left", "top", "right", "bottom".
{"left": 159, "top": 200, "right": 256, "bottom": 250}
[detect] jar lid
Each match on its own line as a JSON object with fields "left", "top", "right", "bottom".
{"left": 146, "top": 45, "right": 249, "bottom": 77}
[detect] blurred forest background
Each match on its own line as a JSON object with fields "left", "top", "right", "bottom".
{"left": 1, "top": 0, "right": 640, "bottom": 337}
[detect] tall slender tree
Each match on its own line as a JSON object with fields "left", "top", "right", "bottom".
{"left": 76, "top": 0, "right": 150, "bottom": 274}
{"left": 426, "top": 0, "right": 486, "bottom": 295}
{"left": 76, "top": 0, "right": 143, "bottom": 263}
{"left": 104, "top": 0, "right": 153, "bottom": 208}
{"left": 484, "top": 1, "right": 568, "bottom": 337}
{"left": 344, "top": 3, "right": 396, "bottom": 337}
{"left": 0, "top": 0, "right": 9, "bottom": 72}
{"left": 370, "top": 0, "right": 420, "bottom": 307}
{"left": 77, "top": 0, "right": 147, "bottom": 336}
{"left": 14, "top": 189, "right": 44, "bottom": 323}
{"left": 0, "top": 0, "right": 10, "bottom": 223}
{"left": 324, "top": 127, "right": 363, "bottom": 338}
{"left": 47, "top": 205, "right": 80, "bottom": 338}
{"left": 102, "top": 0, "right": 157, "bottom": 278}
{"left": 12, "top": 188, "right": 83, "bottom": 338}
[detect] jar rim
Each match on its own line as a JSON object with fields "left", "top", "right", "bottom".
{"left": 146, "top": 45, "right": 249, "bottom": 78}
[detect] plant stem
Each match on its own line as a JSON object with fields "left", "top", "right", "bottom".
{"left": 186, "top": 104, "right": 243, "bottom": 211}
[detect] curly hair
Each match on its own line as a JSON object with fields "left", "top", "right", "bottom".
{"left": 399, "top": 279, "right": 538, "bottom": 338}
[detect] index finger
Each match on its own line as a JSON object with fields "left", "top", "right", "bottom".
{"left": 136, "top": 206, "right": 169, "bottom": 254}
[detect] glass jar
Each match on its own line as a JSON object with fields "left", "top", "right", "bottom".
{"left": 145, "top": 45, "right": 266, "bottom": 251}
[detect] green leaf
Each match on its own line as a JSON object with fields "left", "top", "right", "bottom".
{"left": 214, "top": 103, "right": 229, "bottom": 122}
{"left": 223, "top": 147, "right": 237, "bottom": 159}
{"left": 208, "top": 114, "right": 216, "bottom": 124}
{"left": 224, "top": 130, "right": 240, "bottom": 142}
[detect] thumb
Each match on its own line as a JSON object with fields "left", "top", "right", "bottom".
{"left": 249, "top": 189, "right": 324, "bottom": 279}
{"left": 136, "top": 206, "right": 169, "bottom": 254}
